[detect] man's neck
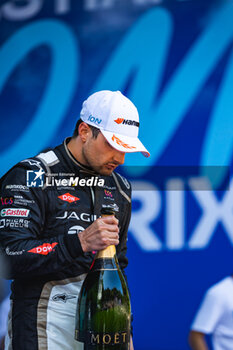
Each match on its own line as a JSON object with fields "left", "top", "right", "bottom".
{"left": 67, "top": 137, "right": 86, "bottom": 165}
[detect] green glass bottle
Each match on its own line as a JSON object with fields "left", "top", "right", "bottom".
{"left": 75, "top": 208, "right": 131, "bottom": 350}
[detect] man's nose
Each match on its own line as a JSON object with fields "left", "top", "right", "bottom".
{"left": 113, "top": 151, "right": 125, "bottom": 165}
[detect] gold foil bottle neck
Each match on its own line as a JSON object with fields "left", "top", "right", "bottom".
{"left": 96, "top": 210, "right": 117, "bottom": 259}
{"left": 96, "top": 245, "right": 116, "bottom": 259}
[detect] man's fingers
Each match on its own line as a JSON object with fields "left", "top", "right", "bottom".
{"left": 100, "top": 230, "right": 119, "bottom": 242}
{"left": 97, "top": 219, "right": 119, "bottom": 233}
{"left": 100, "top": 216, "right": 119, "bottom": 225}
{"left": 102, "top": 237, "right": 119, "bottom": 246}
{"left": 100, "top": 223, "right": 119, "bottom": 233}
{"left": 78, "top": 216, "right": 120, "bottom": 252}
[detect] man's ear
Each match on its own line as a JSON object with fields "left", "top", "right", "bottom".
{"left": 78, "top": 122, "right": 91, "bottom": 142}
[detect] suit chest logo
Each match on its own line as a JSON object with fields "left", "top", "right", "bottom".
{"left": 58, "top": 193, "right": 80, "bottom": 203}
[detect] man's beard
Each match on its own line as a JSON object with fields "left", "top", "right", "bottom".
{"left": 81, "top": 149, "right": 116, "bottom": 176}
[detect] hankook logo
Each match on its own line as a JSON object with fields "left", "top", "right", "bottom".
{"left": 114, "top": 118, "right": 139, "bottom": 127}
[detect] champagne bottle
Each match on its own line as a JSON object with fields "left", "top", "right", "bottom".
{"left": 75, "top": 207, "right": 131, "bottom": 349}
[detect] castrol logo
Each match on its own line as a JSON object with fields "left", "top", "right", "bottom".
{"left": 58, "top": 193, "right": 80, "bottom": 203}
{"left": 1, "top": 208, "right": 30, "bottom": 217}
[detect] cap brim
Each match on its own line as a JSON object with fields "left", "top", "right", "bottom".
{"left": 101, "top": 130, "right": 150, "bottom": 158}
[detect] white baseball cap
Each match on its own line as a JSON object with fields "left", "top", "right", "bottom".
{"left": 80, "top": 90, "right": 150, "bottom": 157}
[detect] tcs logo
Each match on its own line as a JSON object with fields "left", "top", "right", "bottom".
{"left": 0, "top": 197, "right": 13, "bottom": 205}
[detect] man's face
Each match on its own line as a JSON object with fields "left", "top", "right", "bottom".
{"left": 82, "top": 131, "right": 125, "bottom": 175}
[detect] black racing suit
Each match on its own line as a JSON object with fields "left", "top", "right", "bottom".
{"left": 0, "top": 138, "right": 132, "bottom": 350}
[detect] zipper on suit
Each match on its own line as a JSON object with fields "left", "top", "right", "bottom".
{"left": 90, "top": 186, "right": 95, "bottom": 222}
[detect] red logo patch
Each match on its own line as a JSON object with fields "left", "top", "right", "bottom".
{"left": 28, "top": 242, "right": 58, "bottom": 255}
{"left": 58, "top": 193, "right": 80, "bottom": 203}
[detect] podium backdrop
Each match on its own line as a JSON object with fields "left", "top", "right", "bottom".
{"left": 0, "top": 1, "right": 232, "bottom": 349}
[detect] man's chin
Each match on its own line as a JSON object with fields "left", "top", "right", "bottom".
{"left": 97, "top": 165, "right": 117, "bottom": 176}
{"left": 99, "top": 168, "right": 114, "bottom": 176}
{"left": 90, "top": 164, "right": 118, "bottom": 176}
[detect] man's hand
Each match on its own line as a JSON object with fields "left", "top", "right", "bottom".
{"left": 188, "top": 331, "right": 209, "bottom": 350}
{"left": 78, "top": 215, "right": 119, "bottom": 252}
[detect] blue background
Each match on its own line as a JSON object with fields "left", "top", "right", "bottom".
{"left": 0, "top": 0, "right": 233, "bottom": 349}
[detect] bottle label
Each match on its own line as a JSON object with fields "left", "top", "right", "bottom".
{"left": 84, "top": 331, "right": 130, "bottom": 345}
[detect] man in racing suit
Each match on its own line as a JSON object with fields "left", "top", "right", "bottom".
{"left": 0, "top": 90, "right": 150, "bottom": 350}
